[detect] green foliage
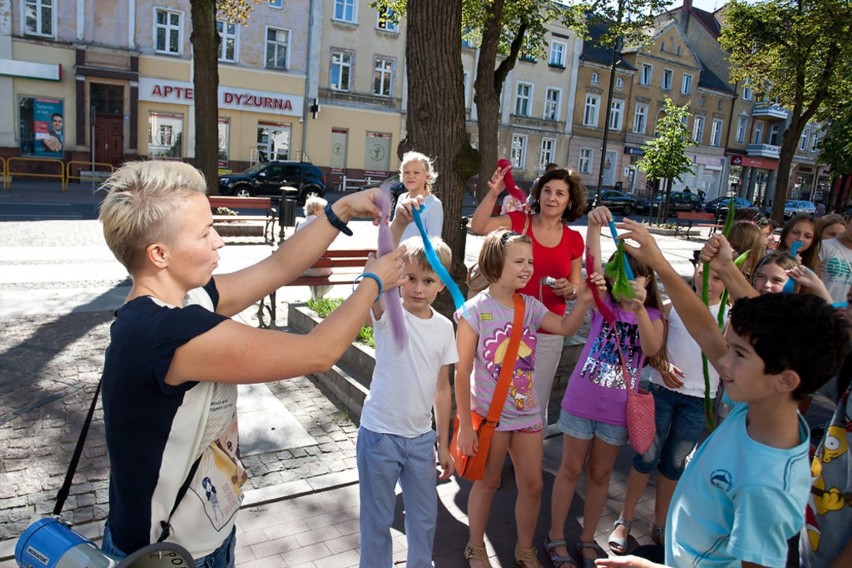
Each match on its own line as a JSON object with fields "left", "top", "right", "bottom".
{"left": 818, "top": 113, "right": 852, "bottom": 179}
{"left": 305, "top": 298, "right": 375, "bottom": 348}
{"left": 719, "top": 0, "right": 852, "bottom": 119}
{"left": 636, "top": 98, "right": 694, "bottom": 183}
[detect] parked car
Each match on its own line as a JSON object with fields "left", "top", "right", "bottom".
{"left": 585, "top": 189, "right": 637, "bottom": 215}
{"left": 636, "top": 191, "right": 703, "bottom": 215}
{"left": 218, "top": 161, "right": 326, "bottom": 204}
{"left": 783, "top": 200, "right": 817, "bottom": 219}
{"left": 704, "top": 196, "right": 752, "bottom": 214}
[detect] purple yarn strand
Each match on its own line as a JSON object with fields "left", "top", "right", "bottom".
{"left": 375, "top": 183, "right": 408, "bottom": 351}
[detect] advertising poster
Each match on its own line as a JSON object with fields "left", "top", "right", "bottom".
{"left": 33, "top": 98, "right": 65, "bottom": 157}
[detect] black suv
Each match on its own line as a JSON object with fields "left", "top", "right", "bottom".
{"left": 585, "top": 189, "right": 637, "bottom": 215}
{"left": 218, "top": 161, "right": 326, "bottom": 204}
{"left": 637, "top": 191, "right": 703, "bottom": 214}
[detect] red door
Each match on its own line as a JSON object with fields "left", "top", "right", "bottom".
{"left": 95, "top": 114, "right": 124, "bottom": 165}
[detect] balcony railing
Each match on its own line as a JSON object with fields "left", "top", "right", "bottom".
{"left": 752, "top": 103, "right": 788, "bottom": 120}
{"left": 746, "top": 143, "right": 781, "bottom": 159}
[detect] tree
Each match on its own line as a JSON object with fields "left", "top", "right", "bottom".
{"left": 636, "top": 98, "right": 694, "bottom": 222}
{"left": 817, "top": 107, "right": 852, "bottom": 210}
{"left": 401, "top": 0, "right": 477, "bottom": 315}
{"left": 188, "top": 0, "right": 258, "bottom": 195}
{"left": 719, "top": 0, "right": 852, "bottom": 223}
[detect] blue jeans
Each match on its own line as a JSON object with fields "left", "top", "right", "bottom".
{"left": 356, "top": 427, "right": 438, "bottom": 568}
{"left": 632, "top": 383, "right": 705, "bottom": 480}
{"left": 102, "top": 522, "right": 236, "bottom": 568}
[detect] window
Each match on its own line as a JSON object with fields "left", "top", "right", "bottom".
{"left": 742, "top": 79, "right": 752, "bottom": 101}
{"left": 736, "top": 114, "right": 748, "bottom": 143}
{"left": 692, "top": 116, "right": 704, "bottom": 143}
{"left": 811, "top": 131, "right": 821, "bottom": 152}
{"left": 681, "top": 73, "right": 692, "bottom": 95}
{"left": 217, "top": 119, "right": 229, "bottom": 163}
{"left": 752, "top": 120, "right": 763, "bottom": 144}
{"left": 633, "top": 103, "right": 648, "bottom": 134}
{"left": 217, "top": 21, "right": 238, "bottom": 63}
{"left": 710, "top": 118, "right": 723, "bottom": 146}
{"left": 544, "top": 88, "right": 561, "bottom": 121}
{"left": 333, "top": 0, "right": 356, "bottom": 23}
{"left": 609, "top": 100, "right": 623, "bottom": 131}
{"left": 373, "top": 57, "right": 393, "bottom": 97}
{"left": 616, "top": 77, "right": 624, "bottom": 90}
{"left": 154, "top": 8, "right": 183, "bottom": 55}
{"left": 591, "top": 72, "right": 599, "bottom": 85}
{"left": 148, "top": 112, "right": 183, "bottom": 157}
{"left": 769, "top": 124, "right": 780, "bottom": 146}
{"left": 18, "top": 96, "right": 64, "bottom": 156}
{"left": 662, "top": 69, "right": 673, "bottom": 91}
{"left": 24, "top": 0, "right": 54, "bottom": 37}
{"left": 330, "top": 51, "right": 352, "bottom": 91}
{"left": 540, "top": 138, "right": 555, "bottom": 170}
{"left": 377, "top": 6, "right": 398, "bottom": 31}
{"left": 583, "top": 94, "right": 600, "bottom": 127}
{"left": 511, "top": 134, "right": 527, "bottom": 168}
{"left": 515, "top": 82, "right": 532, "bottom": 116}
{"left": 799, "top": 128, "right": 810, "bottom": 151}
{"left": 549, "top": 41, "right": 566, "bottom": 67}
{"left": 640, "top": 63, "right": 653, "bottom": 85}
{"left": 578, "top": 148, "right": 593, "bottom": 174}
{"left": 265, "top": 28, "right": 290, "bottom": 70}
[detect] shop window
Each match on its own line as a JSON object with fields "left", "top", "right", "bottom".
{"left": 217, "top": 119, "right": 229, "bottom": 166}
{"left": 18, "top": 96, "right": 64, "bottom": 156}
{"left": 217, "top": 21, "right": 239, "bottom": 63}
{"left": 265, "top": 27, "right": 289, "bottom": 70}
{"left": 256, "top": 123, "right": 291, "bottom": 162}
{"left": 147, "top": 112, "right": 183, "bottom": 157}
{"left": 23, "top": 0, "right": 55, "bottom": 37}
{"left": 155, "top": 8, "right": 183, "bottom": 55}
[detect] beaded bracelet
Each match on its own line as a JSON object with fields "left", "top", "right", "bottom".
{"left": 324, "top": 203, "right": 353, "bottom": 236}
{"left": 352, "top": 272, "right": 383, "bottom": 301}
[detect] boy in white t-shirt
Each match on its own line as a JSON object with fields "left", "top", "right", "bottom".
{"left": 357, "top": 236, "right": 458, "bottom": 568}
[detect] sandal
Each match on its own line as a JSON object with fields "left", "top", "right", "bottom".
{"left": 575, "top": 540, "right": 607, "bottom": 568}
{"left": 544, "top": 536, "right": 577, "bottom": 567}
{"left": 515, "top": 542, "right": 543, "bottom": 568}
{"left": 464, "top": 542, "right": 493, "bottom": 568}
{"left": 649, "top": 523, "right": 665, "bottom": 547}
{"left": 608, "top": 516, "right": 633, "bottom": 555}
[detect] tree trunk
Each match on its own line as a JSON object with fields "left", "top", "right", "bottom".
{"left": 473, "top": 0, "right": 504, "bottom": 202}
{"left": 190, "top": 0, "right": 220, "bottom": 195}
{"left": 403, "top": 0, "right": 477, "bottom": 317}
{"left": 769, "top": 124, "right": 802, "bottom": 223}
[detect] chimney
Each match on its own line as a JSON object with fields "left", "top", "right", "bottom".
{"left": 683, "top": 0, "right": 693, "bottom": 10}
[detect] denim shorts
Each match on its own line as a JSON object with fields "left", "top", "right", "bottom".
{"left": 558, "top": 408, "right": 628, "bottom": 446}
{"left": 632, "top": 382, "right": 705, "bottom": 480}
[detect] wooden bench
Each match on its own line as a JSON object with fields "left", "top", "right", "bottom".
{"left": 674, "top": 211, "right": 724, "bottom": 239}
{"left": 209, "top": 196, "right": 277, "bottom": 244}
{"left": 258, "top": 248, "right": 376, "bottom": 327}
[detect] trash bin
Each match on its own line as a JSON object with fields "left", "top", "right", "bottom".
{"left": 279, "top": 197, "right": 297, "bottom": 228}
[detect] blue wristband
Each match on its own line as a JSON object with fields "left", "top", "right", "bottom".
{"left": 353, "top": 272, "right": 383, "bottom": 301}
{"left": 324, "top": 203, "right": 353, "bottom": 236}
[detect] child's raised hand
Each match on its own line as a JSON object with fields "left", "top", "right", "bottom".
{"left": 486, "top": 164, "right": 511, "bottom": 196}
{"left": 392, "top": 193, "right": 425, "bottom": 227}
{"left": 699, "top": 234, "right": 735, "bottom": 273}
{"left": 587, "top": 206, "right": 612, "bottom": 227}
{"left": 580, "top": 271, "right": 607, "bottom": 303}
{"left": 437, "top": 446, "right": 455, "bottom": 480}
{"left": 618, "top": 219, "right": 664, "bottom": 270}
{"left": 622, "top": 276, "right": 649, "bottom": 313}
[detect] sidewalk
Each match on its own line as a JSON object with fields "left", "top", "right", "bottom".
{"left": 1, "top": 181, "right": 831, "bottom": 567}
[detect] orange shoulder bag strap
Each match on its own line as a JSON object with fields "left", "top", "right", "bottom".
{"left": 484, "top": 293, "right": 526, "bottom": 426}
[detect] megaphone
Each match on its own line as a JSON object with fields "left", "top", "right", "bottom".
{"left": 16, "top": 517, "right": 194, "bottom": 568}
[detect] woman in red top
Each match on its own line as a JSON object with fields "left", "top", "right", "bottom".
{"left": 470, "top": 166, "right": 586, "bottom": 425}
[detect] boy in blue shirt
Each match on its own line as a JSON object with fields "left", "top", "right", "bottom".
{"left": 357, "top": 236, "right": 458, "bottom": 568}
{"left": 597, "top": 219, "right": 850, "bottom": 568}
